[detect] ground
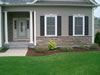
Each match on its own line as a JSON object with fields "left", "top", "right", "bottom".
{"left": 0, "top": 51, "right": 100, "bottom": 75}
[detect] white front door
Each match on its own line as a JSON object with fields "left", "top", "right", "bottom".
{"left": 13, "top": 18, "right": 30, "bottom": 40}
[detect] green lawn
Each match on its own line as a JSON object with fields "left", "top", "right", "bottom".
{"left": 0, "top": 52, "right": 100, "bottom": 75}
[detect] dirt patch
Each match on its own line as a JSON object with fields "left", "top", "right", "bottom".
{"left": 26, "top": 47, "right": 100, "bottom": 56}
{"left": 0, "top": 50, "right": 7, "bottom": 53}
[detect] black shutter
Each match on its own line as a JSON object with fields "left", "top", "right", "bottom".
{"left": 57, "top": 16, "right": 62, "bottom": 36}
{"left": 85, "top": 16, "right": 89, "bottom": 35}
{"left": 40, "top": 16, "right": 44, "bottom": 36}
{"left": 69, "top": 16, "right": 73, "bottom": 35}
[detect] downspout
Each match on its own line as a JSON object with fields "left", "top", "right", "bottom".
{"left": 0, "top": 1, "right": 3, "bottom": 48}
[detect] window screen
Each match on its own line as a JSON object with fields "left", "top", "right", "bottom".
{"left": 47, "top": 17, "right": 55, "bottom": 35}
{"left": 75, "top": 17, "right": 83, "bottom": 35}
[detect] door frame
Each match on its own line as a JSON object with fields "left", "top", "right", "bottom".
{"left": 13, "top": 18, "right": 29, "bottom": 41}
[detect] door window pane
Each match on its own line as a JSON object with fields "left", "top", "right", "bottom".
{"left": 27, "top": 20, "right": 29, "bottom": 29}
{"left": 21, "top": 22, "right": 23, "bottom": 32}
{"left": 14, "top": 20, "right": 17, "bottom": 29}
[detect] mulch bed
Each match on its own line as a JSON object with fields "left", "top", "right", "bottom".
{"left": 0, "top": 50, "right": 7, "bottom": 53}
{"left": 26, "top": 47, "right": 100, "bottom": 56}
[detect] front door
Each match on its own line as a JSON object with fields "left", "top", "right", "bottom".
{"left": 18, "top": 20, "right": 26, "bottom": 39}
{"left": 13, "top": 18, "right": 30, "bottom": 40}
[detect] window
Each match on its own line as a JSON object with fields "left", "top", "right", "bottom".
{"left": 73, "top": 16, "right": 85, "bottom": 36}
{"left": 45, "top": 15, "right": 57, "bottom": 36}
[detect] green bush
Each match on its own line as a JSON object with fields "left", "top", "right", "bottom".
{"left": 95, "top": 32, "right": 100, "bottom": 46}
{"left": 61, "top": 46, "right": 73, "bottom": 51}
{"left": 79, "top": 45, "right": 89, "bottom": 49}
{"left": 0, "top": 45, "right": 9, "bottom": 50}
{"left": 89, "top": 44, "right": 98, "bottom": 50}
{"left": 48, "top": 40, "right": 57, "bottom": 50}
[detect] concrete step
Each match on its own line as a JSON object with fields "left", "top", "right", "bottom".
{"left": 5, "top": 42, "right": 35, "bottom": 48}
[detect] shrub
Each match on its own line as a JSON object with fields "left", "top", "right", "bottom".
{"left": 48, "top": 40, "right": 57, "bottom": 50}
{"left": 89, "top": 44, "right": 98, "bottom": 50}
{"left": 79, "top": 45, "right": 89, "bottom": 49}
{"left": 95, "top": 32, "right": 100, "bottom": 46}
{"left": 35, "top": 47, "right": 48, "bottom": 53}
{"left": 0, "top": 45, "right": 9, "bottom": 50}
{"left": 61, "top": 46, "right": 73, "bottom": 51}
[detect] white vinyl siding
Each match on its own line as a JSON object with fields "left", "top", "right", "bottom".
{"left": 45, "top": 15, "right": 57, "bottom": 36}
{"left": 73, "top": 15, "right": 85, "bottom": 36}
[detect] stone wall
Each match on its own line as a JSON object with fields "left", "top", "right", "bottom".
{"left": 37, "top": 36, "right": 92, "bottom": 46}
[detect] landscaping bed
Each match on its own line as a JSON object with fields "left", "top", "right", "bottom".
{"left": 26, "top": 47, "right": 100, "bottom": 56}
{"left": 0, "top": 50, "right": 7, "bottom": 53}
{"left": 0, "top": 46, "right": 9, "bottom": 53}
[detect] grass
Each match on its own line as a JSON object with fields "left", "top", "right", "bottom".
{"left": 0, "top": 52, "right": 100, "bottom": 75}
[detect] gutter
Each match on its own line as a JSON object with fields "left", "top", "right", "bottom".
{"left": 2, "top": 3, "right": 99, "bottom": 7}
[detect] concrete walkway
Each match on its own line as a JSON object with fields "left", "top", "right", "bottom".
{"left": 0, "top": 48, "right": 28, "bottom": 56}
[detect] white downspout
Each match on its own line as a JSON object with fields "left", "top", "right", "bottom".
{"left": 0, "top": 6, "right": 2, "bottom": 48}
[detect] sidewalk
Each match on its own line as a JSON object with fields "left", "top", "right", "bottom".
{"left": 0, "top": 48, "right": 28, "bottom": 56}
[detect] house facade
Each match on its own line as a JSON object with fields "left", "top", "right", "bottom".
{"left": 0, "top": 0, "right": 98, "bottom": 48}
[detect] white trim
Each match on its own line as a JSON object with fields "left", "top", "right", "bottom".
{"left": 4, "top": 11, "right": 9, "bottom": 44}
{"left": 45, "top": 14, "right": 57, "bottom": 36}
{"left": 92, "top": 8, "right": 94, "bottom": 44}
{"left": 30, "top": 11, "right": 33, "bottom": 44}
{"left": 27, "top": 0, "right": 38, "bottom": 4}
{"left": 34, "top": 11, "right": 36, "bottom": 46}
{"left": 0, "top": 7, "right": 2, "bottom": 47}
{"left": 73, "top": 15, "right": 85, "bottom": 36}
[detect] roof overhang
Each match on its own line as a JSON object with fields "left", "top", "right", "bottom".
{"left": 0, "top": 0, "right": 99, "bottom": 7}
{"left": 89, "top": 0, "right": 100, "bottom": 7}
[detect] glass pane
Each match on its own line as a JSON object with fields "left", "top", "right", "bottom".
{"left": 47, "top": 17, "right": 55, "bottom": 35}
{"left": 75, "top": 17, "right": 83, "bottom": 35}
{"left": 21, "top": 22, "right": 23, "bottom": 32}
{"left": 14, "top": 20, "right": 17, "bottom": 29}
{"left": 27, "top": 20, "right": 29, "bottom": 29}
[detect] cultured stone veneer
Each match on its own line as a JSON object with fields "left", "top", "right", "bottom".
{"left": 37, "top": 36, "right": 92, "bottom": 46}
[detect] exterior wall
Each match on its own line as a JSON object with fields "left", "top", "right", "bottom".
{"left": 3, "top": 6, "right": 92, "bottom": 46}
{"left": 35, "top": 7, "right": 92, "bottom": 36}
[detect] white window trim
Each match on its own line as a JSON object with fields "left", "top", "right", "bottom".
{"left": 45, "top": 14, "right": 57, "bottom": 36}
{"left": 73, "top": 15, "right": 85, "bottom": 36}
